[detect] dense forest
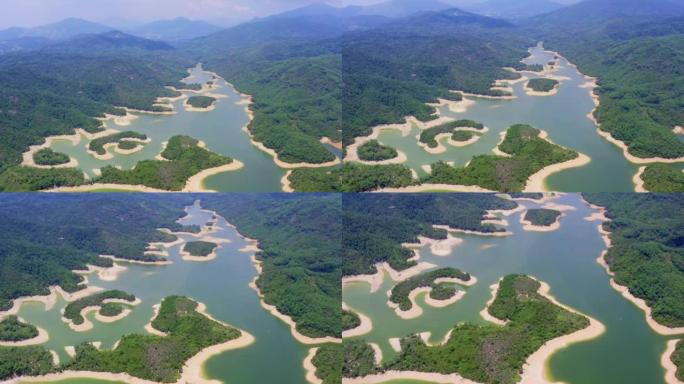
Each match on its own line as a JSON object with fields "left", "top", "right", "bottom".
{"left": 0, "top": 316, "right": 38, "bottom": 342}
{"left": 674, "top": 339, "right": 684, "bottom": 381}
{"left": 0, "top": 194, "right": 192, "bottom": 310}
{"left": 0, "top": 46, "right": 192, "bottom": 185}
{"left": 343, "top": 309, "right": 361, "bottom": 331}
{"left": 287, "top": 163, "right": 415, "bottom": 192}
{"left": 343, "top": 193, "right": 516, "bottom": 275}
{"left": 344, "top": 275, "right": 590, "bottom": 384}
{"left": 530, "top": 13, "right": 684, "bottom": 160}
{"left": 201, "top": 194, "right": 341, "bottom": 338}
{"left": 313, "top": 344, "right": 343, "bottom": 384}
{"left": 641, "top": 164, "right": 684, "bottom": 192}
{"left": 357, "top": 140, "right": 399, "bottom": 162}
{"left": 66, "top": 296, "right": 241, "bottom": 382}
{"left": 426, "top": 124, "right": 579, "bottom": 192}
{"left": 342, "top": 9, "right": 533, "bottom": 143}
{"left": 0, "top": 345, "right": 54, "bottom": 379}
{"left": 33, "top": 148, "right": 70, "bottom": 166}
{"left": 183, "top": 17, "right": 344, "bottom": 165}
{"left": 583, "top": 193, "right": 684, "bottom": 328}
{"left": 523, "top": 208, "right": 561, "bottom": 226}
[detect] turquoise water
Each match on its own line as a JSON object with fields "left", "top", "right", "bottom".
{"left": 15, "top": 201, "right": 310, "bottom": 383}
{"left": 374, "top": 45, "right": 642, "bottom": 192}
{"left": 343, "top": 194, "right": 675, "bottom": 383}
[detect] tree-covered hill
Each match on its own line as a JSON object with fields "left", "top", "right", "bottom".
{"left": 342, "top": 8, "right": 533, "bottom": 143}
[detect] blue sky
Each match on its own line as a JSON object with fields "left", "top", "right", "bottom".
{"left": 0, "top": 0, "right": 581, "bottom": 29}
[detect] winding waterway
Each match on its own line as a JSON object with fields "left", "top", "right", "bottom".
{"left": 371, "top": 45, "right": 642, "bottom": 192}
{"left": 45, "top": 65, "right": 292, "bottom": 192}
{"left": 343, "top": 193, "right": 676, "bottom": 383}
{"left": 13, "top": 200, "right": 311, "bottom": 384}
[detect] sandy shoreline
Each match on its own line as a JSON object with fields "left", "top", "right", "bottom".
{"left": 519, "top": 278, "right": 606, "bottom": 384}
{"left": 633, "top": 166, "right": 648, "bottom": 192}
{"left": 281, "top": 170, "right": 294, "bottom": 193}
{"left": 45, "top": 183, "right": 171, "bottom": 193}
{"left": 662, "top": 339, "right": 683, "bottom": 384}
{"left": 594, "top": 122, "right": 684, "bottom": 164}
{"left": 181, "top": 160, "right": 245, "bottom": 192}
{"left": 343, "top": 370, "right": 481, "bottom": 384}
{"left": 0, "top": 319, "right": 49, "bottom": 347}
{"left": 479, "top": 281, "right": 508, "bottom": 326}
{"left": 303, "top": 347, "right": 323, "bottom": 384}
{"left": 342, "top": 302, "right": 373, "bottom": 338}
{"left": 593, "top": 211, "right": 684, "bottom": 335}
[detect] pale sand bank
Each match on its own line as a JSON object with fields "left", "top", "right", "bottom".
{"left": 45, "top": 183, "right": 170, "bottom": 193}
{"left": 480, "top": 281, "right": 508, "bottom": 326}
{"left": 281, "top": 170, "right": 295, "bottom": 193}
{"left": 342, "top": 302, "right": 373, "bottom": 338}
{"left": 419, "top": 330, "right": 453, "bottom": 347}
{"left": 320, "top": 136, "right": 343, "bottom": 150}
{"left": 303, "top": 347, "right": 323, "bottom": 384}
{"left": 519, "top": 279, "right": 605, "bottom": 384}
{"left": 181, "top": 160, "right": 245, "bottom": 192}
{"left": 433, "top": 225, "right": 513, "bottom": 237}
{"left": 369, "top": 342, "right": 383, "bottom": 365}
{"left": 389, "top": 338, "right": 402, "bottom": 353}
{"left": 633, "top": 166, "right": 648, "bottom": 193}
{"left": 343, "top": 370, "right": 481, "bottom": 384}
{"left": 662, "top": 339, "right": 683, "bottom": 384}
{"left": 374, "top": 184, "right": 496, "bottom": 193}
{"left": 595, "top": 127, "right": 684, "bottom": 164}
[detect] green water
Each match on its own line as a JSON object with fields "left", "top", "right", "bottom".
{"left": 15, "top": 201, "right": 310, "bottom": 383}
{"left": 47, "top": 64, "right": 288, "bottom": 192}
{"left": 375, "top": 45, "right": 642, "bottom": 192}
{"left": 343, "top": 194, "right": 675, "bottom": 383}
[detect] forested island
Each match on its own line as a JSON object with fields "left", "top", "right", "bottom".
{"left": 343, "top": 194, "right": 516, "bottom": 275}
{"left": 583, "top": 193, "right": 684, "bottom": 328}
{"left": 89, "top": 131, "right": 148, "bottom": 156}
{"left": 389, "top": 268, "right": 471, "bottom": 311}
{"left": 523, "top": 208, "right": 561, "bottom": 226}
{"left": 287, "top": 163, "right": 415, "bottom": 193}
{"left": 33, "top": 148, "right": 70, "bottom": 166}
{"left": 419, "top": 120, "right": 485, "bottom": 149}
{"left": 186, "top": 95, "right": 216, "bottom": 109}
{"left": 357, "top": 140, "right": 399, "bottom": 162}
{"left": 343, "top": 310, "right": 361, "bottom": 332}
{"left": 182, "top": 240, "right": 217, "bottom": 257}
{"left": 526, "top": 78, "right": 559, "bottom": 92}
{"left": 312, "top": 344, "right": 342, "bottom": 384}
{"left": 344, "top": 275, "right": 592, "bottom": 384}
{"left": 63, "top": 290, "right": 137, "bottom": 326}
{"left": 0, "top": 316, "right": 38, "bottom": 342}
{"left": 426, "top": 124, "right": 580, "bottom": 192}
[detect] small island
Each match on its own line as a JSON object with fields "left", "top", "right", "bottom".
{"left": 526, "top": 78, "right": 559, "bottom": 95}
{"left": 388, "top": 267, "right": 472, "bottom": 318}
{"left": 0, "top": 316, "right": 38, "bottom": 342}
{"left": 89, "top": 131, "right": 149, "bottom": 157}
{"left": 185, "top": 95, "right": 217, "bottom": 111}
{"left": 641, "top": 163, "right": 684, "bottom": 192}
{"left": 357, "top": 140, "right": 399, "bottom": 162}
{"left": 419, "top": 120, "right": 485, "bottom": 153}
{"left": 63, "top": 290, "right": 137, "bottom": 330}
{"left": 521, "top": 208, "right": 562, "bottom": 231}
{"left": 181, "top": 240, "right": 218, "bottom": 260}
{"left": 33, "top": 148, "right": 71, "bottom": 166}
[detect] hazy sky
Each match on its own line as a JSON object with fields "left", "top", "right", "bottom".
{"left": 0, "top": 0, "right": 582, "bottom": 29}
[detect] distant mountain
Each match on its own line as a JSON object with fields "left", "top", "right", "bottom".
{"left": 0, "top": 18, "right": 114, "bottom": 41}
{"left": 126, "top": 17, "right": 222, "bottom": 41}
{"left": 0, "top": 36, "right": 52, "bottom": 55}
{"left": 47, "top": 31, "right": 174, "bottom": 52}
{"left": 353, "top": 0, "right": 454, "bottom": 18}
{"left": 465, "top": 0, "right": 564, "bottom": 19}
{"left": 527, "top": 0, "right": 684, "bottom": 28}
